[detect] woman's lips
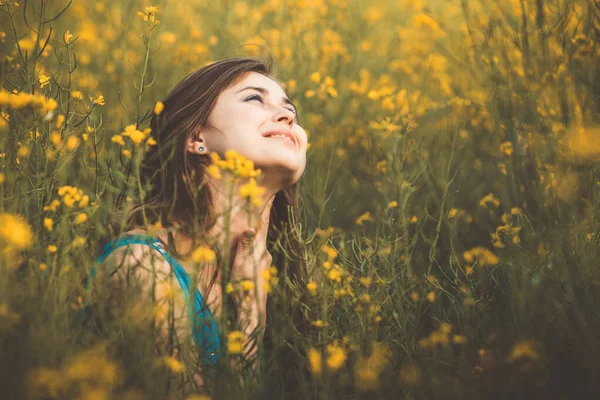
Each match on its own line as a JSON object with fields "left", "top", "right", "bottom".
{"left": 267, "top": 135, "right": 296, "bottom": 147}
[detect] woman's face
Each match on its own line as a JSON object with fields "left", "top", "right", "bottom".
{"left": 190, "top": 72, "right": 308, "bottom": 187}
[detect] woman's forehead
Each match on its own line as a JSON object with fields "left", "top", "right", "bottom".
{"left": 229, "top": 72, "right": 286, "bottom": 97}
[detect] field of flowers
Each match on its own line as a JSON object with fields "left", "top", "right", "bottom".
{"left": 1, "top": 0, "right": 599, "bottom": 398}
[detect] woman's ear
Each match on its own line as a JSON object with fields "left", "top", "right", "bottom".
{"left": 186, "top": 131, "right": 208, "bottom": 155}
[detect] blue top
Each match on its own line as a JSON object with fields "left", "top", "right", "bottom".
{"left": 87, "top": 233, "right": 222, "bottom": 369}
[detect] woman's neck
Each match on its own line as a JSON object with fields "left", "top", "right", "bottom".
{"left": 152, "top": 187, "right": 276, "bottom": 267}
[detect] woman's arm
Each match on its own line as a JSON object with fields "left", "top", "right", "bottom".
{"left": 101, "top": 245, "right": 212, "bottom": 396}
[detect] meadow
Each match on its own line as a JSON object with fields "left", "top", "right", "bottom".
{"left": 1, "top": 0, "right": 599, "bottom": 398}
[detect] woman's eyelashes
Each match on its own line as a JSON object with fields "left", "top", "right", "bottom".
{"left": 245, "top": 94, "right": 298, "bottom": 122}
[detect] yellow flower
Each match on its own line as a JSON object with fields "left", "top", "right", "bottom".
{"left": 227, "top": 331, "right": 246, "bottom": 354}
{"left": 121, "top": 124, "right": 147, "bottom": 145}
{"left": 138, "top": 5, "right": 160, "bottom": 25}
{"left": 71, "top": 236, "right": 86, "bottom": 247}
{"left": 241, "top": 279, "right": 255, "bottom": 291}
{"left": 410, "top": 215, "right": 418, "bottom": 224}
{"left": 63, "top": 30, "right": 75, "bottom": 45}
{"left": 65, "top": 136, "right": 80, "bottom": 151}
{"left": 260, "top": 267, "right": 278, "bottom": 293}
{"left": 225, "top": 282, "right": 234, "bottom": 294}
{"left": 320, "top": 244, "right": 338, "bottom": 260}
{"left": 499, "top": 141, "right": 513, "bottom": 156}
{"left": 74, "top": 213, "right": 87, "bottom": 225}
{"left": 93, "top": 95, "right": 105, "bottom": 106}
{"left": 111, "top": 135, "right": 125, "bottom": 146}
{"left": 122, "top": 149, "right": 132, "bottom": 158}
{"left": 312, "top": 319, "right": 326, "bottom": 328}
{"left": 239, "top": 178, "right": 266, "bottom": 206}
{"left": 387, "top": 201, "right": 398, "bottom": 208}
{"left": 146, "top": 137, "right": 157, "bottom": 146}
{"left": 506, "top": 340, "right": 540, "bottom": 363}
{"left": 354, "top": 360, "right": 379, "bottom": 391}
{"left": 206, "top": 164, "right": 221, "bottom": 179}
{"left": 463, "top": 247, "right": 499, "bottom": 267}
{"left": 43, "top": 218, "right": 53, "bottom": 232}
{"left": 43, "top": 199, "right": 60, "bottom": 212}
{"left": 17, "top": 146, "right": 29, "bottom": 158}
{"left": 326, "top": 343, "right": 347, "bottom": 371}
{"left": 426, "top": 291, "right": 436, "bottom": 303}
{"left": 0, "top": 213, "right": 33, "bottom": 256}
{"left": 306, "top": 281, "right": 317, "bottom": 295}
{"left": 376, "top": 160, "right": 388, "bottom": 173}
{"left": 356, "top": 211, "right": 374, "bottom": 226}
{"left": 55, "top": 115, "right": 65, "bottom": 128}
{"left": 448, "top": 208, "right": 460, "bottom": 218}
{"left": 191, "top": 245, "right": 216, "bottom": 263}
{"left": 452, "top": 334, "right": 467, "bottom": 344}
{"left": 160, "top": 356, "right": 184, "bottom": 373}
{"left": 479, "top": 193, "right": 500, "bottom": 208}
{"left": 38, "top": 74, "right": 50, "bottom": 88}
{"left": 328, "top": 268, "right": 342, "bottom": 282}
{"left": 154, "top": 101, "right": 164, "bottom": 115}
{"left": 307, "top": 348, "right": 322, "bottom": 376}
{"left": 50, "top": 131, "right": 61, "bottom": 146}
{"left": 48, "top": 244, "right": 58, "bottom": 253}
{"left": 0, "top": 173, "right": 4, "bottom": 184}
{"left": 359, "top": 277, "right": 372, "bottom": 287}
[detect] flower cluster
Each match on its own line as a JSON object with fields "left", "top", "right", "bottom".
{"left": 47, "top": 186, "right": 90, "bottom": 210}
{"left": 305, "top": 72, "right": 338, "bottom": 100}
{"left": 227, "top": 330, "right": 247, "bottom": 354}
{"left": 0, "top": 213, "right": 33, "bottom": 260}
{"left": 0, "top": 90, "right": 58, "bottom": 117}
{"left": 418, "top": 322, "right": 466, "bottom": 349}
{"left": 26, "top": 343, "right": 121, "bottom": 399}
{"left": 208, "top": 150, "right": 266, "bottom": 206}
{"left": 463, "top": 246, "right": 499, "bottom": 270}
{"left": 307, "top": 341, "right": 349, "bottom": 376}
{"left": 225, "top": 279, "right": 255, "bottom": 296}
{"left": 111, "top": 124, "right": 155, "bottom": 148}
{"left": 353, "top": 342, "right": 392, "bottom": 391}
{"left": 491, "top": 210, "right": 522, "bottom": 249}
{"left": 137, "top": 5, "right": 160, "bottom": 27}
{"left": 260, "top": 266, "right": 278, "bottom": 293}
{"left": 191, "top": 245, "right": 216, "bottom": 263}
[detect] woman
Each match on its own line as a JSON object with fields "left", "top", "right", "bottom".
{"left": 93, "top": 56, "right": 308, "bottom": 396}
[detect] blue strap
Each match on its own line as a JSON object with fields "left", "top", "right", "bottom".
{"left": 88, "top": 234, "right": 222, "bottom": 369}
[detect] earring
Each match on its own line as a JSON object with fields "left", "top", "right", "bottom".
{"left": 198, "top": 146, "right": 204, "bottom": 152}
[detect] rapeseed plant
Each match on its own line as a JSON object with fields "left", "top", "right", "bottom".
{"left": 1, "top": 0, "right": 599, "bottom": 398}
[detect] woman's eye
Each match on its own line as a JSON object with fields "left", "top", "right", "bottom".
{"left": 247, "top": 94, "right": 263, "bottom": 103}
{"left": 247, "top": 94, "right": 298, "bottom": 121}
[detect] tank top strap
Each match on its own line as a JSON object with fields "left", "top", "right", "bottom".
{"left": 93, "top": 234, "right": 191, "bottom": 294}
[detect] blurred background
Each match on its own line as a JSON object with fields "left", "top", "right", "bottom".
{"left": 0, "top": 0, "right": 599, "bottom": 398}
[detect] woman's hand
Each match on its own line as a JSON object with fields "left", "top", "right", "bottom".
{"left": 227, "top": 228, "right": 271, "bottom": 372}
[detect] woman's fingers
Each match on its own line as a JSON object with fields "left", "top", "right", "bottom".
{"left": 239, "top": 228, "right": 256, "bottom": 252}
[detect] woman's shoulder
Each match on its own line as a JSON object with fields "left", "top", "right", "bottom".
{"left": 99, "top": 228, "right": 173, "bottom": 279}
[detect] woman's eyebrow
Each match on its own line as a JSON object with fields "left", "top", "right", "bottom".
{"left": 236, "top": 86, "right": 298, "bottom": 116}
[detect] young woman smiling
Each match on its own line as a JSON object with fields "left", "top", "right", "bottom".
{"left": 93, "top": 56, "right": 308, "bottom": 397}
